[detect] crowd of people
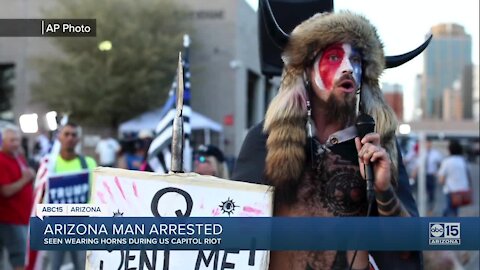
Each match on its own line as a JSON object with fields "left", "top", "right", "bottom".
{"left": 0, "top": 123, "right": 229, "bottom": 270}
{"left": 402, "top": 138, "right": 473, "bottom": 217}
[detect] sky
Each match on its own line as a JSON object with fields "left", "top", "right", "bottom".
{"left": 245, "top": 0, "right": 479, "bottom": 121}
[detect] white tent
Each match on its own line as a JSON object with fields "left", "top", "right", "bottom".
{"left": 119, "top": 108, "right": 223, "bottom": 134}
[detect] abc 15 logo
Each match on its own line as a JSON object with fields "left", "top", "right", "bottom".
{"left": 429, "top": 223, "right": 461, "bottom": 238}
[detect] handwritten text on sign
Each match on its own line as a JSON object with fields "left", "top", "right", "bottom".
{"left": 86, "top": 168, "right": 273, "bottom": 270}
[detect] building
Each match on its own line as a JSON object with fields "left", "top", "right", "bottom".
{"left": 0, "top": 1, "right": 56, "bottom": 124}
{"left": 474, "top": 65, "right": 479, "bottom": 121}
{"left": 412, "top": 74, "right": 423, "bottom": 121}
{"left": 422, "top": 23, "right": 472, "bottom": 119}
{"left": 443, "top": 80, "right": 463, "bottom": 121}
{"left": 461, "top": 64, "right": 474, "bottom": 119}
{"left": 176, "top": 0, "right": 278, "bottom": 156}
{"left": 382, "top": 83, "right": 404, "bottom": 121}
{"left": 0, "top": 0, "right": 273, "bottom": 158}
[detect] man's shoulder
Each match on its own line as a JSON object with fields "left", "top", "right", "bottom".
{"left": 109, "top": 138, "right": 120, "bottom": 148}
{"left": 83, "top": 156, "right": 97, "bottom": 169}
{"left": 107, "top": 137, "right": 119, "bottom": 143}
{"left": 244, "top": 122, "right": 267, "bottom": 143}
{"left": 231, "top": 122, "right": 267, "bottom": 184}
{"left": 57, "top": 155, "right": 97, "bottom": 170}
{"left": 443, "top": 156, "right": 460, "bottom": 165}
{"left": 0, "top": 152, "right": 9, "bottom": 162}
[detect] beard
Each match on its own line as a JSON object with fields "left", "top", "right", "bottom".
{"left": 316, "top": 90, "right": 357, "bottom": 127}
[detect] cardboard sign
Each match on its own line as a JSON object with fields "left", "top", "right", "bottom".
{"left": 47, "top": 170, "right": 90, "bottom": 204}
{"left": 86, "top": 167, "right": 273, "bottom": 270}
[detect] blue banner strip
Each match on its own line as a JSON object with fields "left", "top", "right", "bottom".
{"left": 30, "top": 217, "right": 480, "bottom": 251}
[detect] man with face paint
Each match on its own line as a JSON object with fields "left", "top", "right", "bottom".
{"left": 314, "top": 43, "right": 362, "bottom": 93}
{"left": 232, "top": 7, "right": 429, "bottom": 270}
{"left": 310, "top": 43, "right": 363, "bottom": 130}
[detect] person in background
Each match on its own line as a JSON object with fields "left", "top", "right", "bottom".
{"left": 404, "top": 141, "right": 419, "bottom": 189}
{"left": 0, "top": 125, "right": 35, "bottom": 270}
{"left": 118, "top": 130, "right": 152, "bottom": 171}
{"left": 438, "top": 140, "right": 470, "bottom": 217}
{"left": 95, "top": 132, "right": 121, "bottom": 167}
{"left": 138, "top": 130, "right": 154, "bottom": 172}
{"left": 49, "top": 122, "right": 96, "bottom": 270}
{"left": 412, "top": 138, "right": 443, "bottom": 215}
{"left": 33, "top": 129, "right": 51, "bottom": 162}
{"left": 194, "top": 144, "right": 229, "bottom": 179}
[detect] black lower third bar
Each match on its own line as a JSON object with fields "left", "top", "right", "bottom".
{"left": 0, "top": 19, "right": 96, "bottom": 37}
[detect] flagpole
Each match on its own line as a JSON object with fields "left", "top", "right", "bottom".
{"left": 170, "top": 52, "right": 184, "bottom": 173}
{"left": 26, "top": 113, "right": 68, "bottom": 270}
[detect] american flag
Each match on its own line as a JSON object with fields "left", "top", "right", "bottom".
{"left": 147, "top": 34, "right": 192, "bottom": 173}
{"left": 26, "top": 115, "right": 68, "bottom": 270}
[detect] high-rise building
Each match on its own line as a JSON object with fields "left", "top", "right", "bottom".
{"left": 382, "top": 83, "right": 403, "bottom": 121}
{"left": 443, "top": 80, "right": 463, "bottom": 121}
{"left": 422, "top": 23, "right": 472, "bottom": 119}
{"left": 461, "top": 64, "right": 474, "bottom": 119}
{"left": 413, "top": 74, "right": 423, "bottom": 121}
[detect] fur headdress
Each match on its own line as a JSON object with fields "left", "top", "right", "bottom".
{"left": 264, "top": 11, "right": 399, "bottom": 187}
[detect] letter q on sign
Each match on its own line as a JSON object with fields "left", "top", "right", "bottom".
{"left": 150, "top": 187, "right": 193, "bottom": 217}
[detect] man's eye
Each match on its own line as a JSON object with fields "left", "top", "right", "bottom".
{"left": 328, "top": 55, "right": 339, "bottom": 61}
{"left": 351, "top": 56, "right": 362, "bottom": 65}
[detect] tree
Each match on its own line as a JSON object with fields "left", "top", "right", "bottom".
{"left": 32, "top": 0, "right": 191, "bottom": 129}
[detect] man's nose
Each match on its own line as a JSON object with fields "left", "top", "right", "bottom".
{"left": 341, "top": 59, "right": 354, "bottom": 74}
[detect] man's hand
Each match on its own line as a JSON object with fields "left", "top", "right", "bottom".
{"left": 355, "top": 133, "right": 410, "bottom": 217}
{"left": 355, "top": 132, "right": 391, "bottom": 192}
{"left": 1, "top": 167, "right": 35, "bottom": 198}
{"left": 22, "top": 167, "right": 35, "bottom": 182}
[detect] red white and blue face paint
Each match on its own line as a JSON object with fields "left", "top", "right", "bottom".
{"left": 313, "top": 43, "right": 362, "bottom": 93}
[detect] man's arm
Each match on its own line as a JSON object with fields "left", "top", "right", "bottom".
{"left": 370, "top": 141, "right": 423, "bottom": 269}
{"left": 0, "top": 169, "right": 34, "bottom": 198}
{"left": 375, "top": 186, "right": 410, "bottom": 217}
{"left": 375, "top": 141, "right": 419, "bottom": 217}
{"left": 438, "top": 175, "right": 446, "bottom": 185}
{"left": 437, "top": 160, "right": 446, "bottom": 185}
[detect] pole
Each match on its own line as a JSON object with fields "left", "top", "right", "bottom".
{"left": 170, "top": 53, "right": 184, "bottom": 173}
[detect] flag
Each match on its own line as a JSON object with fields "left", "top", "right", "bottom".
{"left": 25, "top": 115, "right": 68, "bottom": 270}
{"left": 147, "top": 34, "right": 192, "bottom": 173}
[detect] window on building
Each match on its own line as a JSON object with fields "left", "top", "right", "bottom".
{"left": 0, "top": 63, "right": 14, "bottom": 120}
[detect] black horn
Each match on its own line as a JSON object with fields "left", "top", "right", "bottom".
{"left": 260, "top": 0, "right": 290, "bottom": 49}
{"left": 385, "top": 34, "right": 433, "bottom": 68}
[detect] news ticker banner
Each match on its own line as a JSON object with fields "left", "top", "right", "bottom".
{"left": 0, "top": 19, "right": 96, "bottom": 37}
{"left": 30, "top": 216, "right": 480, "bottom": 251}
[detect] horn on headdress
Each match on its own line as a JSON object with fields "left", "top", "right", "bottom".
{"left": 385, "top": 34, "right": 433, "bottom": 68}
{"left": 260, "top": 0, "right": 290, "bottom": 49}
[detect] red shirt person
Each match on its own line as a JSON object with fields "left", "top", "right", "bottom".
{"left": 0, "top": 125, "right": 34, "bottom": 270}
